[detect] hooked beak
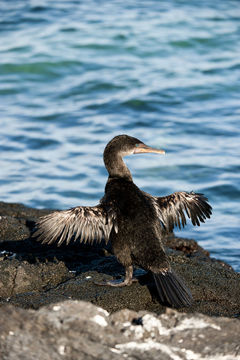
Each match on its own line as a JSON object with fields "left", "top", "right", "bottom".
{"left": 133, "top": 143, "right": 165, "bottom": 155}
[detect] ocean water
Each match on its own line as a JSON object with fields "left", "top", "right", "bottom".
{"left": 0, "top": 1, "right": 239, "bottom": 271}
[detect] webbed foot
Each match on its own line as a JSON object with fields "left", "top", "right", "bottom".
{"left": 94, "top": 265, "right": 137, "bottom": 287}
{"left": 95, "top": 276, "right": 138, "bottom": 287}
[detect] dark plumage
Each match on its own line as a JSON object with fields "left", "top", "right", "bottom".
{"left": 34, "top": 134, "right": 212, "bottom": 308}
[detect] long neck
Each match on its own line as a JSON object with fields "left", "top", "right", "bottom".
{"left": 104, "top": 150, "right": 133, "bottom": 181}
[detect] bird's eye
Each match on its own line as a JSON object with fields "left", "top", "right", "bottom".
{"left": 135, "top": 144, "right": 140, "bottom": 147}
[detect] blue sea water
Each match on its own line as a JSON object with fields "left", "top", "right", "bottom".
{"left": 0, "top": 1, "right": 239, "bottom": 271}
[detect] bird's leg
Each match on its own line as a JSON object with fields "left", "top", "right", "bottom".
{"left": 95, "top": 265, "right": 137, "bottom": 287}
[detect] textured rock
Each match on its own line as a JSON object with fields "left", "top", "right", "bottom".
{"left": 0, "top": 300, "right": 239, "bottom": 360}
{"left": 0, "top": 201, "right": 240, "bottom": 318}
{"left": 0, "top": 201, "right": 240, "bottom": 359}
{"left": 0, "top": 258, "right": 74, "bottom": 298}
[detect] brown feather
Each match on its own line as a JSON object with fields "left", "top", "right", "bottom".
{"left": 33, "top": 204, "right": 117, "bottom": 246}
{"left": 155, "top": 191, "right": 212, "bottom": 232}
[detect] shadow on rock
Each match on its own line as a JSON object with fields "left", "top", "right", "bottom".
{"left": 0, "top": 201, "right": 240, "bottom": 317}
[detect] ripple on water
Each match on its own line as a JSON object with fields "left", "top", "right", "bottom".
{"left": 0, "top": 0, "right": 239, "bottom": 271}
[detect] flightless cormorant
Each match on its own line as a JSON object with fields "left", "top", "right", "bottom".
{"left": 34, "top": 134, "right": 212, "bottom": 307}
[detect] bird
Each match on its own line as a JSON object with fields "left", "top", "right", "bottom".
{"left": 34, "top": 134, "right": 212, "bottom": 308}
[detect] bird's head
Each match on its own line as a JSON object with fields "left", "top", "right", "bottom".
{"left": 104, "top": 134, "right": 165, "bottom": 159}
{"left": 103, "top": 134, "right": 165, "bottom": 180}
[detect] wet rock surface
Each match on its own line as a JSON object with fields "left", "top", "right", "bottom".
{"left": 0, "top": 300, "right": 240, "bottom": 360}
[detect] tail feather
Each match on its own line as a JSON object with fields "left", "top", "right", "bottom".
{"left": 153, "top": 270, "right": 193, "bottom": 308}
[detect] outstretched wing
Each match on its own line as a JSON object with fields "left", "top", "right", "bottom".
{"left": 33, "top": 204, "right": 118, "bottom": 246}
{"left": 155, "top": 191, "right": 212, "bottom": 232}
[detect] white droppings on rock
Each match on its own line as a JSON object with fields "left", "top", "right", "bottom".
{"left": 116, "top": 340, "right": 182, "bottom": 360}
{"left": 174, "top": 317, "right": 221, "bottom": 332}
{"left": 110, "top": 348, "right": 122, "bottom": 354}
{"left": 97, "top": 307, "right": 109, "bottom": 316}
{"left": 128, "top": 324, "right": 145, "bottom": 340}
{"left": 58, "top": 345, "right": 66, "bottom": 356}
{"left": 142, "top": 314, "right": 169, "bottom": 335}
{"left": 91, "top": 315, "right": 108, "bottom": 327}
{"left": 180, "top": 348, "right": 200, "bottom": 360}
{"left": 180, "top": 348, "right": 240, "bottom": 360}
{"left": 121, "top": 314, "right": 222, "bottom": 344}
{"left": 123, "top": 321, "right": 131, "bottom": 327}
{"left": 9, "top": 331, "right": 14, "bottom": 336}
{"left": 53, "top": 305, "right": 61, "bottom": 312}
{"left": 117, "top": 341, "right": 237, "bottom": 360}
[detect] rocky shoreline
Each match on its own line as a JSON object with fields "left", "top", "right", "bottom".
{"left": 0, "top": 201, "right": 239, "bottom": 359}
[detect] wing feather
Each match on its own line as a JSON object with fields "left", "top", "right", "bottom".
{"left": 156, "top": 191, "right": 212, "bottom": 232}
{"left": 33, "top": 204, "right": 117, "bottom": 246}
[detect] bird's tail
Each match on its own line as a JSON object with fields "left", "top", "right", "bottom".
{"left": 153, "top": 269, "right": 193, "bottom": 308}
